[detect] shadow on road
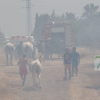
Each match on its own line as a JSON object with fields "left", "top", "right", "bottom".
{"left": 45, "top": 58, "right": 62, "bottom": 61}
{"left": 0, "top": 65, "right": 8, "bottom": 67}
{"left": 56, "top": 79, "right": 67, "bottom": 82}
{"left": 85, "top": 86, "right": 100, "bottom": 90}
{"left": 10, "top": 84, "right": 22, "bottom": 87}
{"left": 0, "top": 64, "right": 17, "bottom": 67}
{"left": 23, "top": 86, "right": 36, "bottom": 92}
{"left": 6, "top": 71, "right": 19, "bottom": 75}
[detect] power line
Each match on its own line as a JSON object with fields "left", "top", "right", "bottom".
{"left": 22, "top": 0, "right": 33, "bottom": 35}
{"left": 26, "top": 0, "right": 32, "bottom": 35}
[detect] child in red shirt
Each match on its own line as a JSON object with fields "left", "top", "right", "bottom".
{"left": 18, "top": 55, "right": 29, "bottom": 85}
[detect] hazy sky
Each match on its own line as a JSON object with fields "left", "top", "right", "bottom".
{"left": 0, "top": 0, "right": 100, "bottom": 37}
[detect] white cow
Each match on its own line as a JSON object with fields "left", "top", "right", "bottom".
{"left": 4, "top": 42, "right": 15, "bottom": 66}
{"left": 22, "top": 41, "right": 33, "bottom": 60}
{"left": 22, "top": 35, "right": 35, "bottom": 60}
{"left": 29, "top": 54, "right": 43, "bottom": 89}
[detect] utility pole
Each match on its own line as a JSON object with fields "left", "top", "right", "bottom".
{"left": 26, "top": 0, "right": 32, "bottom": 35}
{"left": 0, "top": 27, "right": 1, "bottom": 33}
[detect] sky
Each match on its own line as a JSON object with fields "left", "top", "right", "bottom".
{"left": 0, "top": 0, "right": 100, "bottom": 37}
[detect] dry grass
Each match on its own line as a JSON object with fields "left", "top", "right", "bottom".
{"left": 76, "top": 47, "right": 100, "bottom": 65}
{"left": 77, "top": 47, "right": 100, "bottom": 56}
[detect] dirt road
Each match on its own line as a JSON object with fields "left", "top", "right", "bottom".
{"left": 0, "top": 56, "right": 100, "bottom": 100}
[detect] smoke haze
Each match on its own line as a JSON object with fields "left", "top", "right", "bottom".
{"left": 0, "top": 0, "right": 100, "bottom": 36}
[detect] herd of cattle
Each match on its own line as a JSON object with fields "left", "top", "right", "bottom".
{"left": 4, "top": 36, "right": 43, "bottom": 89}
{"left": 4, "top": 36, "right": 34, "bottom": 66}
{"left": 4, "top": 35, "right": 65, "bottom": 89}
{"left": 4, "top": 36, "right": 65, "bottom": 66}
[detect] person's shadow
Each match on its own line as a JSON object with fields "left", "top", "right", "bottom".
{"left": 10, "top": 84, "right": 22, "bottom": 87}
{"left": 23, "top": 86, "right": 36, "bottom": 91}
{"left": 85, "top": 86, "right": 100, "bottom": 90}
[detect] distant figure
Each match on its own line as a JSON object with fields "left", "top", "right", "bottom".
{"left": 71, "top": 47, "right": 80, "bottom": 76}
{"left": 4, "top": 40, "right": 15, "bottom": 66}
{"left": 49, "top": 37, "right": 56, "bottom": 59}
{"left": 45, "top": 38, "right": 51, "bottom": 59}
{"left": 22, "top": 35, "right": 34, "bottom": 60}
{"left": 56, "top": 39, "right": 64, "bottom": 58}
{"left": 37, "top": 40, "right": 45, "bottom": 60}
{"left": 63, "top": 48, "right": 72, "bottom": 80}
{"left": 17, "top": 55, "right": 29, "bottom": 86}
{"left": 16, "top": 42, "right": 23, "bottom": 59}
{"left": 37, "top": 40, "right": 44, "bottom": 54}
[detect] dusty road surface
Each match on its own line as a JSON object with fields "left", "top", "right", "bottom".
{"left": 0, "top": 53, "right": 100, "bottom": 100}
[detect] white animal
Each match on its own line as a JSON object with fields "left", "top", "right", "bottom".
{"left": 4, "top": 42, "right": 15, "bottom": 66}
{"left": 22, "top": 35, "right": 35, "bottom": 60}
{"left": 22, "top": 41, "right": 33, "bottom": 60}
{"left": 29, "top": 54, "right": 43, "bottom": 89}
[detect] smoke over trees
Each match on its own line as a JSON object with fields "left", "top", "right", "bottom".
{"left": 33, "top": 3, "right": 100, "bottom": 48}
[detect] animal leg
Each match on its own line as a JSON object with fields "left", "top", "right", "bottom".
{"left": 38, "top": 74, "right": 41, "bottom": 89}
{"left": 72, "top": 66, "right": 74, "bottom": 76}
{"left": 6, "top": 54, "right": 9, "bottom": 66}
{"left": 32, "top": 72, "right": 36, "bottom": 89}
{"left": 64, "top": 67, "right": 67, "bottom": 80}
{"left": 34, "top": 74, "right": 38, "bottom": 88}
{"left": 10, "top": 54, "right": 13, "bottom": 66}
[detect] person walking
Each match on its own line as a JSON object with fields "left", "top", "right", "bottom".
{"left": 37, "top": 40, "right": 45, "bottom": 59}
{"left": 71, "top": 47, "right": 80, "bottom": 76}
{"left": 63, "top": 48, "right": 72, "bottom": 80}
{"left": 45, "top": 38, "right": 51, "bottom": 60}
{"left": 16, "top": 42, "right": 23, "bottom": 59}
{"left": 17, "top": 55, "right": 29, "bottom": 86}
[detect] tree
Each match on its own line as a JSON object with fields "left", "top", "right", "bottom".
{"left": 32, "top": 7, "right": 100, "bottom": 47}
{"left": 51, "top": 10, "right": 56, "bottom": 20}
{"left": 33, "top": 14, "right": 50, "bottom": 42}
{"left": 66, "top": 13, "right": 78, "bottom": 20}
{"left": 82, "top": 3, "right": 99, "bottom": 18}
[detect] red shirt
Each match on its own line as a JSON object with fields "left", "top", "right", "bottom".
{"left": 18, "top": 58, "right": 28, "bottom": 68}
